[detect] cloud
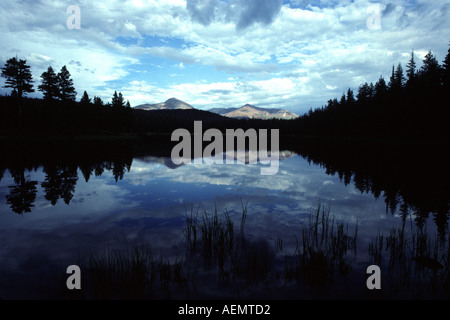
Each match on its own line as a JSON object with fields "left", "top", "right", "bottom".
{"left": 186, "top": 0, "right": 219, "bottom": 26}
{"left": 181, "top": 44, "right": 278, "bottom": 73}
{"left": 123, "top": 74, "right": 313, "bottom": 112}
{"left": 382, "top": 3, "right": 396, "bottom": 16}
{"left": 27, "top": 53, "right": 55, "bottom": 69}
{"left": 1, "top": 0, "right": 449, "bottom": 114}
{"left": 69, "top": 60, "right": 82, "bottom": 67}
{"left": 235, "top": 0, "right": 283, "bottom": 30}
{"left": 144, "top": 46, "right": 197, "bottom": 64}
{"left": 186, "top": 0, "right": 283, "bottom": 30}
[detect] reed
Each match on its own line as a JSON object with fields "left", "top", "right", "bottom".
{"left": 60, "top": 203, "right": 447, "bottom": 300}
{"left": 367, "top": 219, "right": 449, "bottom": 299}
{"left": 183, "top": 201, "right": 276, "bottom": 288}
{"left": 284, "top": 203, "right": 358, "bottom": 289}
{"left": 80, "top": 245, "right": 153, "bottom": 299}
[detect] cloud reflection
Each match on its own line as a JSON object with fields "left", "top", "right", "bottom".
{"left": 0, "top": 151, "right": 402, "bottom": 298}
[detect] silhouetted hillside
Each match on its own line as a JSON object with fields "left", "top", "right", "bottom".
{"left": 1, "top": 44, "right": 449, "bottom": 141}
{"left": 0, "top": 95, "right": 133, "bottom": 136}
{"left": 292, "top": 47, "right": 450, "bottom": 141}
{"left": 131, "top": 108, "right": 235, "bottom": 133}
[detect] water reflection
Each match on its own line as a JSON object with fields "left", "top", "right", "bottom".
{"left": 0, "top": 136, "right": 448, "bottom": 299}
{"left": 6, "top": 174, "right": 38, "bottom": 214}
{"left": 1, "top": 137, "right": 447, "bottom": 235}
{"left": 280, "top": 137, "right": 449, "bottom": 237}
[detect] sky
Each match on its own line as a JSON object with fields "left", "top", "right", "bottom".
{"left": 0, "top": 0, "right": 449, "bottom": 115}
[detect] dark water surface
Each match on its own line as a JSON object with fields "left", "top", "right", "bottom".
{"left": 0, "top": 137, "right": 448, "bottom": 299}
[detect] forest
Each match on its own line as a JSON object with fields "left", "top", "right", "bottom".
{"left": 293, "top": 47, "right": 450, "bottom": 140}
{"left": 0, "top": 59, "right": 133, "bottom": 136}
{"left": 1, "top": 43, "right": 449, "bottom": 141}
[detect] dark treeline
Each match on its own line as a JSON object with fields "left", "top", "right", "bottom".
{"left": 1, "top": 44, "right": 449, "bottom": 140}
{"left": 1, "top": 136, "right": 448, "bottom": 237}
{"left": 281, "top": 136, "right": 450, "bottom": 239}
{"left": 131, "top": 108, "right": 290, "bottom": 134}
{"left": 0, "top": 136, "right": 209, "bottom": 214}
{"left": 0, "top": 139, "right": 136, "bottom": 214}
{"left": 133, "top": 45, "right": 450, "bottom": 141}
{"left": 0, "top": 57, "right": 133, "bottom": 136}
{"left": 0, "top": 94, "right": 133, "bottom": 135}
{"left": 291, "top": 47, "right": 450, "bottom": 140}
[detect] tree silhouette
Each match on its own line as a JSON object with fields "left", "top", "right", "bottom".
{"left": 1, "top": 57, "right": 34, "bottom": 134}
{"left": 356, "top": 82, "right": 373, "bottom": 103}
{"left": 6, "top": 167, "right": 38, "bottom": 214}
{"left": 346, "top": 88, "right": 355, "bottom": 105}
{"left": 1, "top": 57, "right": 34, "bottom": 99}
{"left": 41, "top": 165, "right": 78, "bottom": 205}
{"left": 38, "top": 66, "right": 59, "bottom": 100}
{"left": 419, "top": 51, "right": 442, "bottom": 88}
{"left": 112, "top": 157, "right": 132, "bottom": 182}
{"left": 79, "top": 163, "right": 93, "bottom": 182}
{"left": 57, "top": 65, "right": 77, "bottom": 101}
{"left": 80, "top": 90, "right": 91, "bottom": 105}
{"left": 339, "top": 92, "right": 346, "bottom": 107}
{"left": 93, "top": 96, "right": 104, "bottom": 107}
{"left": 374, "top": 76, "right": 388, "bottom": 99}
{"left": 111, "top": 91, "right": 125, "bottom": 108}
{"left": 443, "top": 44, "right": 450, "bottom": 88}
{"left": 394, "top": 63, "right": 405, "bottom": 90}
{"left": 405, "top": 50, "right": 417, "bottom": 85}
{"left": 60, "top": 166, "right": 78, "bottom": 204}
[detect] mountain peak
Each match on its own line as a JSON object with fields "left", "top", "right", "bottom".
{"left": 163, "top": 97, "right": 193, "bottom": 109}
{"left": 211, "top": 103, "right": 299, "bottom": 120}
{"left": 165, "top": 97, "right": 182, "bottom": 103}
{"left": 134, "top": 98, "right": 193, "bottom": 111}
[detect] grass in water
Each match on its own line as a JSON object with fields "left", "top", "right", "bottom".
{"left": 368, "top": 218, "right": 450, "bottom": 299}
{"left": 283, "top": 203, "right": 358, "bottom": 292}
{"left": 59, "top": 203, "right": 448, "bottom": 300}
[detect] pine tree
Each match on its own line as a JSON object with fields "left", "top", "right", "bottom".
{"left": 38, "top": 66, "right": 59, "bottom": 100}
{"left": 111, "top": 91, "right": 118, "bottom": 107}
{"left": 394, "top": 63, "right": 405, "bottom": 88}
{"left": 118, "top": 92, "right": 125, "bottom": 107}
{"left": 111, "top": 91, "right": 125, "bottom": 108}
{"left": 57, "top": 65, "right": 77, "bottom": 101}
{"left": 374, "top": 76, "right": 388, "bottom": 98}
{"left": 420, "top": 51, "right": 440, "bottom": 73}
{"left": 419, "top": 51, "right": 442, "bottom": 87}
{"left": 80, "top": 91, "right": 91, "bottom": 105}
{"left": 370, "top": 82, "right": 374, "bottom": 96}
{"left": 93, "top": 96, "right": 104, "bottom": 107}
{"left": 340, "top": 93, "right": 346, "bottom": 107}
{"left": 389, "top": 63, "right": 405, "bottom": 94}
{"left": 1, "top": 57, "right": 34, "bottom": 99}
{"left": 406, "top": 51, "right": 417, "bottom": 85}
{"left": 346, "top": 88, "right": 355, "bottom": 105}
{"left": 357, "top": 82, "right": 372, "bottom": 103}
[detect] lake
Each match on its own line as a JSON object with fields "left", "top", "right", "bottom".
{"left": 0, "top": 137, "right": 448, "bottom": 299}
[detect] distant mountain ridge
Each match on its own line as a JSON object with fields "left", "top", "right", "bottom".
{"left": 134, "top": 98, "right": 298, "bottom": 120}
{"left": 134, "top": 98, "right": 194, "bottom": 111}
{"left": 210, "top": 104, "right": 299, "bottom": 120}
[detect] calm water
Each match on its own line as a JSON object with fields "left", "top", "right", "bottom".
{"left": 0, "top": 137, "right": 448, "bottom": 299}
